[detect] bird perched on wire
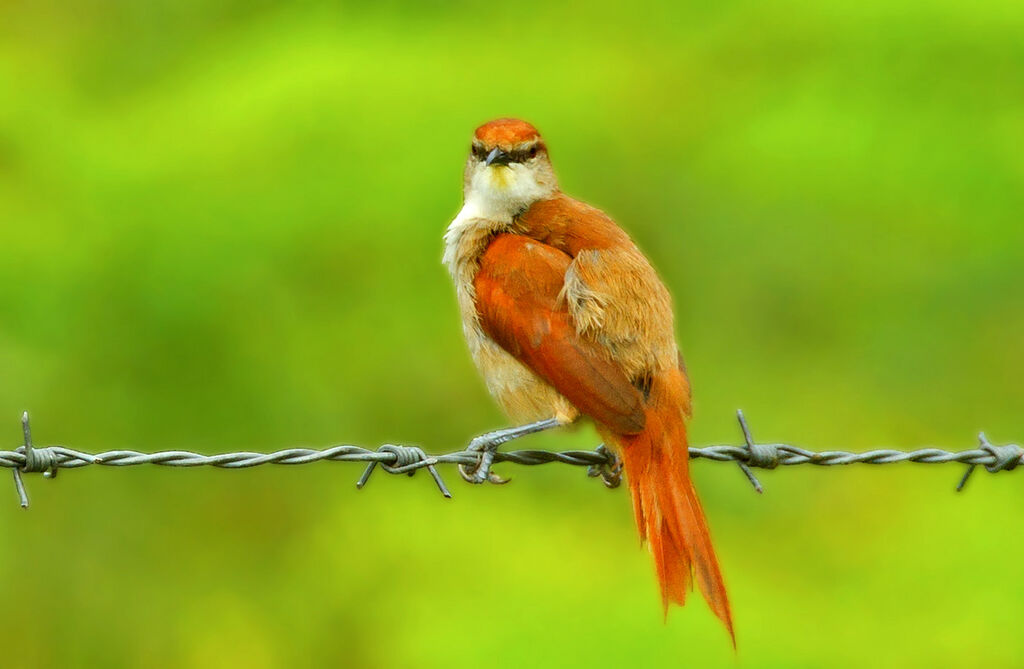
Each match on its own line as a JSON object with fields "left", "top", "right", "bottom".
{"left": 443, "top": 118, "right": 733, "bottom": 640}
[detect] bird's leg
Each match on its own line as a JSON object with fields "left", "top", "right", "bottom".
{"left": 459, "top": 418, "right": 562, "bottom": 484}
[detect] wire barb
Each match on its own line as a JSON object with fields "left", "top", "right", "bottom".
{"left": 356, "top": 445, "right": 451, "bottom": 498}
{"left": 956, "top": 432, "right": 1023, "bottom": 492}
{"left": 734, "top": 410, "right": 775, "bottom": 494}
{"left": 11, "top": 411, "right": 58, "bottom": 509}
{"left": 4, "top": 412, "right": 1022, "bottom": 509}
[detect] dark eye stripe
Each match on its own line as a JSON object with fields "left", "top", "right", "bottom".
{"left": 470, "top": 144, "right": 543, "bottom": 162}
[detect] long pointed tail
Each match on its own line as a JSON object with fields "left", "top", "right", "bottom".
{"left": 614, "top": 403, "right": 734, "bottom": 641}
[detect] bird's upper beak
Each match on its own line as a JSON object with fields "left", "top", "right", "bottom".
{"left": 484, "top": 147, "right": 512, "bottom": 167}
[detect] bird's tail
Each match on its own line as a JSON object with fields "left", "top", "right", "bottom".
{"left": 612, "top": 381, "right": 734, "bottom": 642}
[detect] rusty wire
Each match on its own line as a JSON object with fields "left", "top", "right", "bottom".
{"left": 5, "top": 411, "right": 1021, "bottom": 509}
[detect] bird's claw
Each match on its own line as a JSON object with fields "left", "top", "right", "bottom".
{"left": 587, "top": 444, "right": 622, "bottom": 489}
{"left": 459, "top": 467, "right": 510, "bottom": 485}
{"left": 458, "top": 434, "right": 511, "bottom": 485}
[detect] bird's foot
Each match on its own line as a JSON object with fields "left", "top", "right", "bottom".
{"left": 458, "top": 433, "right": 509, "bottom": 485}
{"left": 587, "top": 444, "right": 623, "bottom": 489}
{"left": 458, "top": 418, "right": 562, "bottom": 485}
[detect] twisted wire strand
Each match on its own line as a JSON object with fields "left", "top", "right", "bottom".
{"left": 0, "top": 443, "right": 1017, "bottom": 471}
{"left": 0, "top": 445, "right": 614, "bottom": 470}
{"left": 5, "top": 410, "right": 1021, "bottom": 508}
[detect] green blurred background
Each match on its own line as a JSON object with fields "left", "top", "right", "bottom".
{"left": 1, "top": 1, "right": 1022, "bottom": 667}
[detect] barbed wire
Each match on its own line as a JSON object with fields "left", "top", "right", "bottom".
{"left": 5, "top": 411, "right": 1021, "bottom": 509}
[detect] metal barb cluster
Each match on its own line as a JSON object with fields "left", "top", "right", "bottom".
{"left": 5, "top": 411, "right": 1022, "bottom": 509}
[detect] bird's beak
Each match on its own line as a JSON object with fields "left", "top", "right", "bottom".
{"left": 484, "top": 147, "right": 511, "bottom": 167}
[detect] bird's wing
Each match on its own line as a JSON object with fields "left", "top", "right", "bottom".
{"left": 518, "top": 194, "right": 684, "bottom": 409}
{"left": 474, "top": 233, "right": 646, "bottom": 434}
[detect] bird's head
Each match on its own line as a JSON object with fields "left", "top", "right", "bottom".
{"left": 464, "top": 119, "right": 557, "bottom": 217}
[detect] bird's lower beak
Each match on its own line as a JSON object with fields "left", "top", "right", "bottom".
{"left": 484, "top": 148, "right": 512, "bottom": 167}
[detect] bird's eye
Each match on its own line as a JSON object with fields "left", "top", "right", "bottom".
{"left": 471, "top": 145, "right": 487, "bottom": 160}
{"left": 529, "top": 146, "right": 538, "bottom": 157}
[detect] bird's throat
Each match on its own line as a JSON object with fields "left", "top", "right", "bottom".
{"left": 487, "top": 166, "right": 512, "bottom": 190}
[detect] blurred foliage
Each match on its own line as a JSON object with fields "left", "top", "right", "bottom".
{"left": 0, "top": 1, "right": 1022, "bottom": 667}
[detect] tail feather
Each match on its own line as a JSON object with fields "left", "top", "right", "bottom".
{"left": 616, "top": 407, "right": 734, "bottom": 642}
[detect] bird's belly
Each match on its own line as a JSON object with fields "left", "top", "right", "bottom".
{"left": 465, "top": 324, "right": 578, "bottom": 425}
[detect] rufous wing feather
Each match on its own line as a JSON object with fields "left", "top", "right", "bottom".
{"left": 474, "top": 234, "right": 646, "bottom": 435}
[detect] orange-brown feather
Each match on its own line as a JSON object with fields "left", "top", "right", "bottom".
{"left": 474, "top": 118, "right": 541, "bottom": 147}
{"left": 516, "top": 194, "right": 686, "bottom": 412}
{"left": 518, "top": 195, "right": 632, "bottom": 254}
{"left": 605, "top": 371, "right": 734, "bottom": 642}
{"left": 474, "top": 234, "right": 646, "bottom": 435}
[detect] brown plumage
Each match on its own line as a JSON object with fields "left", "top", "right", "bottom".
{"left": 445, "top": 119, "right": 733, "bottom": 640}
{"left": 474, "top": 234, "right": 646, "bottom": 435}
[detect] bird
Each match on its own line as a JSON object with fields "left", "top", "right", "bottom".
{"left": 443, "top": 118, "right": 733, "bottom": 640}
